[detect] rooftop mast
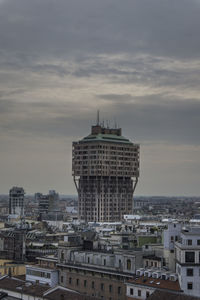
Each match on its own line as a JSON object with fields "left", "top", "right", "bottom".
{"left": 97, "top": 110, "right": 100, "bottom": 126}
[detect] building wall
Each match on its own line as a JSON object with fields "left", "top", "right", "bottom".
{"left": 0, "top": 263, "right": 25, "bottom": 276}
{"left": 143, "top": 258, "right": 161, "bottom": 269}
{"left": 126, "top": 283, "right": 154, "bottom": 300}
{"left": 26, "top": 265, "right": 58, "bottom": 287}
{"left": 163, "top": 223, "right": 182, "bottom": 250}
{"left": 58, "top": 247, "right": 143, "bottom": 275}
{"left": 177, "top": 263, "right": 200, "bottom": 297}
{"left": 175, "top": 227, "right": 200, "bottom": 297}
{"left": 59, "top": 266, "right": 127, "bottom": 300}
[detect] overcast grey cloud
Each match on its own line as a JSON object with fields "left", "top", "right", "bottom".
{"left": 0, "top": 0, "right": 200, "bottom": 195}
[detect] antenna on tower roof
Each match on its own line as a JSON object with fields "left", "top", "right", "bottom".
{"left": 114, "top": 117, "right": 117, "bottom": 129}
{"left": 97, "top": 110, "right": 100, "bottom": 125}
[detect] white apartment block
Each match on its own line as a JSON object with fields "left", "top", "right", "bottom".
{"left": 163, "top": 222, "right": 182, "bottom": 271}
{"left": 26, "top": 265, "right": 58, "bottom": 287}
{"left": 175, "top": 227, "right": 200, "bottom": 297}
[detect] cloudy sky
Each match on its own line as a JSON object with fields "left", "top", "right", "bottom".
{"left": 0, "top": 0, "right": 200, "bottom": 196}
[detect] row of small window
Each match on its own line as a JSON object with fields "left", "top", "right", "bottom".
{"left": 186, "top": 239, "right": 200, "bottom": 246}
{"left": 65, "top": 277, "right": 122, "bottom": 294}
{"left": 129, "top": 288, "right": 150, "bottom": 298}
{"left": 77, "top": 170, "right": 135, "bottom": 174}
{"left": 65, "top": 268, "right": 128, "bottom": 281}
{"left": 74, "top": 145, "right": 136, "bottom": 150}
{"left": 75, "top": 151, "right": 136, "bottom": 157}
{"left": 26, "top": 269, "right": 51, "bottom": 278}
{"left": 145, "top": 261, "right": 159, "bottom": 268}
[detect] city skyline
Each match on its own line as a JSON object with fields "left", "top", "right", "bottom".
{"left": 0, "top": 0, "right": 200, "bottom": 196}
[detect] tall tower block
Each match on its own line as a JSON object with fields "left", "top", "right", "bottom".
{"left": 72, "top": 122, "right": 139, "bottom": 222}
{"left": 9, "top": 186, "right": 25, "bottom": 217}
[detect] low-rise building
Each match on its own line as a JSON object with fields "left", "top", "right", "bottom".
{"left": 26, "top": 264, "right": 58, "bottom": 287}
{"left": 57, "top": 239, "right": 143, "bottom": 300}
{"left": 126, "top": 273, "right": 181, "bottom": 300}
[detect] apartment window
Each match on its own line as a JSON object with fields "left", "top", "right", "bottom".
{"left": 187, "top": 268, "right": 193, "bottom": 276}
{"left": 187, "top": 282, "right": 193, "bottom": 290}
{"left": 130, "top": 288, "right": 133, "bottom": 295}
{"left": 60, "top": 276, "right": 63, "bottom": 283}
{"left": 146, "top": 291, "right": 150, "bottom": 298}
{"left": 154, "top": 262, "right": 157, "bottom": 267}
{"left": 109, "top": 285, "right": 112, "bottom": 293}
{"left": 101, "top": 283, "right": 104, "bottom": 291}
{"left": 69, "top": 277, "right": 72, "bottom": 284}
{"left": 104, "top": 259, "right": 106, "bottom": 266}
{"left": 197, "top": 240, "right": 200, "bottom": 245}
{"left": 127, "top": 259, "right": 131, "bottom": 270}
{"left": 118, "top": 286, "right": 121, "bottom": 295}
{"left": 76, "top": 279, "right": 79, "bottom": 286}
{"left": 138, "top": 290, "right": 141, "bottom": 296}
{"left": 185, "top": 252, "right": 195, "bottom": 263}
{"left": 84, "top": 280, "right": 87, "bottom": 287}
{"left": 188, "top": 240, "right": 192, "bottom": 246}
{"left": 92, "top": 281, "right": 95, "bottom": 289}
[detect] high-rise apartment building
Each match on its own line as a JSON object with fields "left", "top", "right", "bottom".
{"left": 72, "top": 121, "right": 139, "bottom": 222}
{"left": 9, "top": 186, "right": 25, "bottom": 217}
{"left": 36, "top": 190, "right": 59, "bottom": 220}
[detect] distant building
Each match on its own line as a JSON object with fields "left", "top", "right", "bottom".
{"left": 72, "top": 117, "right": 139, "bottom": 222}
{"left": 9, "top": 187, "right": 25, "bottom": 217}
{"left": 36, "top": 190, "right": 59, "bottom": 220}
{"left": 0, "top": 228, "right": 26, "bottom": 262}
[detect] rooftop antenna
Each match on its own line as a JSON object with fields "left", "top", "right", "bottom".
{"left": 97, "top": 110, "right": 100, "bottom": 125}
{"left": 114, "top": 117, "right": 117, "bottom": 129}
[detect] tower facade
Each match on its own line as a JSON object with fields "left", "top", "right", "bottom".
{"left": 72, "top": 122, "right": 139, "bottom": 222}
{"left": 9, "top": 186, "right": 25, "bottom": 217}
